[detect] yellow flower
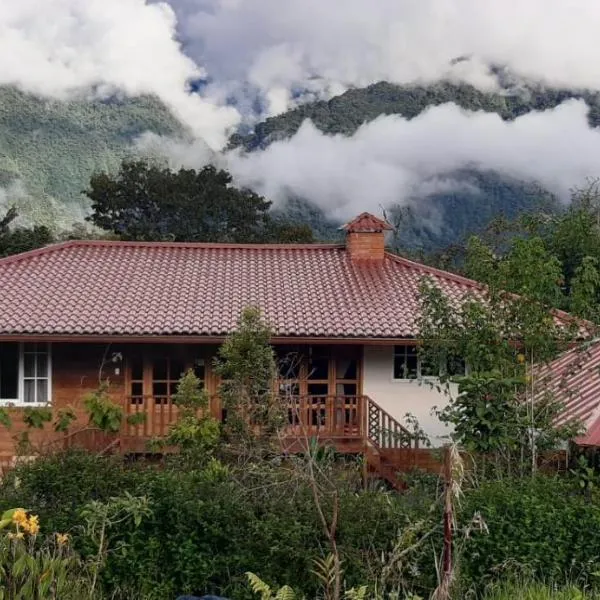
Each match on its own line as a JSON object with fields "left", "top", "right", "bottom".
{"left": 8, "top": 531, "right": 24, "bottom": 540}
{"left": 517, "top": 353, "right": 526, "bottom": 364}
{"left": 22, "top": 515, "right": 39, "bottom": 536}
{"left": 56, "top": 533, "right": 69, "bottom": 546}
{"left": 12, "top": 509, "right": 27, "bottom": 527}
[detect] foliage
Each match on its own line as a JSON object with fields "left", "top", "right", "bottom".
{"left": 80, "top": 493, "right": 151, "bottom": 594}
{"left": 83, "top": 383, "right": 125, "bottom": 434}
{"left": 482, "top": 580, "right": 598, "bottom": 599}
{"left": 0, "top": 85, "right": 184, "bottom": 228}
{"left": 0, "top": 207, "right": 53, "bottom": 258}
{"left": 418, "top": 231, "right": 581, "bottom": 475}
{"left": 53, "top": 408, "right": 77, "bottom": 434}
{"left": 21, "top": 409, "right": 52, "bottom": 431}
{"left": 86, "top": 160, "right": 313, "bottom": 243}
{"left": 0, "top": 451, "right": 439, "bottom": 599}
{"left": 215, "top": 307, "right": 282, "bottom": 442}
{"left": 0, "top": 507, "right": 90, "bottom": 599}
{"left": 167, "top": 369, "right": 220, "bottom": 454}
{"left": 459, "top": 476, "right": 600, "bottom": 593}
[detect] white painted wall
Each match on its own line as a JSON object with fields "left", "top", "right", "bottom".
{"left": 362, "top": 345, "right": 457, "bottom": 447}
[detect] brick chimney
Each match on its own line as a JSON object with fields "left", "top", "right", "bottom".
{"left": 341, "top": 213, "right": 394, "bottom": 261}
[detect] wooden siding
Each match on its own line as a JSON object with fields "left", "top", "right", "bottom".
{"left": 0, "top": 343, "right": 125, "bottom": 460}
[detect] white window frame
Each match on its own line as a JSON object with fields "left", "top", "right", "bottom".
{"left": 392, "top": 345, "right": 467, "bottom": 382}
{"left": 0, "top": 343, "right": 52, "bottom": 407}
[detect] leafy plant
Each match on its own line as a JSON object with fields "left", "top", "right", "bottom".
{"left": 83, "top": 383, "right": 124, "bottom": 434}
{"left": 22, "top": 408, "right": 52, "bottom": 430}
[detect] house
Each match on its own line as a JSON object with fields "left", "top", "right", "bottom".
{"left": 0, "top": 212, "right": 484, "bottom": 475}
{"left": 539, "top": 340, "right": 600, "bottom": 446}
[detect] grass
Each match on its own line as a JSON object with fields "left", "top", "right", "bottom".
{"left": 482, "top": 581, "right": 597, "bottom": 599}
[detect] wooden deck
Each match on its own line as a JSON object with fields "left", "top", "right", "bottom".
{"left": 64, "top": 395, "right": 443, "bottom": 486}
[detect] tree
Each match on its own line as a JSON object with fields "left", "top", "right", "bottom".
{"left": 418, "top": 233, "right": 583, "bottom": 477}
{"left": 0, "top": 206, "right": 54, "bottom": 257}
{"left": 214, "top": 307, "right": 282, "bottom": 444}
{"left": 85, "top": 161, "right": 314, "bottom": 243}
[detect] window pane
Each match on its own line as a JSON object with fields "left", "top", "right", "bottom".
{"left": 24, "top": 353, "right": 35, "bottom": 378}
{"left": 23, "top": 342, "right": 39, "bottom": 354}
{"left": 336, "top": 383, "right": 357, "bottom": 396}
{"left": 153, "top": 359, "right": 168, "bottom": 381}
{"left": 308, "top": 383, "right": 329, "bottom": 396}
{"left": 169, "top": 382, "right": 179, "bottom": 397}
{"left": 24, "top": 380, "right": 35, "bottom": 403}
{"left": 130, "top": 357, "right": 143, "bottom": 381}
{"left": 131, "top": 382, "right": 143, "bottom": 397}
{"left": 420, "top": 356, "right": 438, "bottom": 377}
{"left": 336, "top": 358, "right": 357, "bottom": 380}
{"left": 394, "top": 346, "right": 418, "bottom": 379}
{"left": 153, "top": 382, "right": 168, "bottom": 397}
{"left": 0, "top": 343, "right": 19, "bottom": 399}
{"left": 193, "top": 358, "right": 205, "bottom": 381}
{"left": 36, "top": 353, "right": 48, "bottom": 378}
{"left": 36, "top": 380, "right": 48, "bottom": 404}
{"left": 308, "top": 358, "right": 329, "bottom": 380}
{"left": 447, "top": 355, "right": 466, "bottom": 377}
{"left": 170, "top": 360, "right": 185, "bottom": 381}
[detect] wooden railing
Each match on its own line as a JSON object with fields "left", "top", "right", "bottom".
{"left": 285, "top": 395, "right": 364, "bottom": 438}
{"left": 366, "top": 397, "right": 417, "bottom": 449}
{"left": 62, "top": 395, "right": 419, "bottom": 468}
{"left": 123, "top": 394, "right": 367, "bottom": 440}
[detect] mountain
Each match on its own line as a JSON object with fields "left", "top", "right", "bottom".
{"left": 0, "top": 86, "right": 185, "bottom": 225}
{"left": 0, "top": 80, "right": 594, "bottom": 248}
{"left": 235, "top": 81, "right": 595, "bottom": 248}
{"left": 229, "top": 81, "right": 600, "bottom": 151}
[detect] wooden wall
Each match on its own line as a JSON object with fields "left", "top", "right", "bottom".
{"left": 0, "top": 343, "right": 125, "bottom": 462}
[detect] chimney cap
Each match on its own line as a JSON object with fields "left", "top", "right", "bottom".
{"left": 340, "top": 212, "right": 394, "bottom": 233}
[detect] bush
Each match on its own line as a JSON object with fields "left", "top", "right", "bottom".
{"left": 0, "top": 452, "right": 439, "bottom": 599}
{"left": 460, "top": 476, "right": 600, "bottom": 592}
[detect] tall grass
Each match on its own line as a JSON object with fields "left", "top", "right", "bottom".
{"left": 483, "top": 580, "right": 597, "bottom": 599}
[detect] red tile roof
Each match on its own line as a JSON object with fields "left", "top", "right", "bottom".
{"left": 342, "top": 213, "right": 394, "bottom": 233}
{"left": 542, "top": 340, "right": 600, "bottom": 445}
{"left": 0, "top": 240, "right": 483, "bottom": 339}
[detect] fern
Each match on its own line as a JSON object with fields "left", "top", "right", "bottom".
{"left": 246, "top": 572, "right": 301, "bottom": 600}
{"left": 275, "top": 585, "right": 298, "bottom": 600}
{"left": 246, "top": 572, "right": 273, "bottom": 599}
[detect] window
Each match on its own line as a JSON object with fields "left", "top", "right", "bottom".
{"left": 0, "top": 343, "right": 51, "bottom": 405}
{"left": 393, "top": 346, "right": 418, "bottom": 379}
{"left": 393, "top": 345, "right": 466, "bottom": 380}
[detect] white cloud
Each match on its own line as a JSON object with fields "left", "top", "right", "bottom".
{"left": 168, "top": 0, "right": 600, "bottom": 115}
{"left": 226, "top": 100, "right": 599, "bottom": 220}
{"left": 0, "top": 0, "right": 239, "bottom": 148}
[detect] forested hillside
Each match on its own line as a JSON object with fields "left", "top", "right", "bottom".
{"left": 0, "top": 86, "right": 184, "bottom": 224}
{"left": 236, "top": 81, "right": 600, "bottom": 249}
{"left": 229, "top": 81, "right": 600, "bottom": 150}
{"left": 0, "top": 80, "right": 596, "bottom": 248}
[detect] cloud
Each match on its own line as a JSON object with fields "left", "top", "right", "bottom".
{"left": 0, "top": 180, "right": 81, "bottom": 229}
{"left": 226, "top": 100, "right": 599, "bottom": 220}
{"left": 0, "top": 0, "right": 239, "bottom": 148}
{"left": 167, "top": 0, "right": 600, "bottom": 116}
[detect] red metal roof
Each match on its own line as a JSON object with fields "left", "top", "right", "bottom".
{"left": 540, "top": 340, "right": 600, "bottom": 445}
{"left": 0, "top": 240, "right": 483, "bottom": 339}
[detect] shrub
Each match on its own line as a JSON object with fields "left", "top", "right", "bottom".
{"left": 0, "top": 452, "right": 439, "bottom": 599}
{"left": 459, "top": 476, "right": 600, "bottom": 593}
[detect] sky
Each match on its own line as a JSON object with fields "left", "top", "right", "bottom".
{"left": 3, "top": 0, "right": 600, "bottom": 217}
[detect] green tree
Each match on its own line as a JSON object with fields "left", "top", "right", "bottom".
{"left": 85, "top": 160, "right": 314, "bottom": 243}
{"left": 215, "top": 307, "right": 282, "bottom": 444}
{"left": 418, "top": 232, "right": 581, "bottom": 476}
{"left": 0, "top": 206, "right": 54, "bottom": 257}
